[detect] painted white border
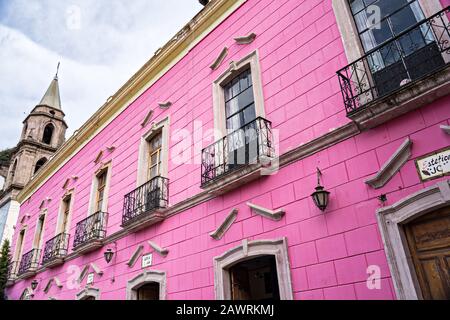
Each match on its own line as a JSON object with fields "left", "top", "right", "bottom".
{"left": 377, "top": 179, "right": 450, "bottom": 300}
{"left": 126, "top": 270, "right": 167, "bottom": 300}
{"left": 213, "top": 238, "right": 293, "bottom": 300}
{"left": 212, "top": 49, "right": 266, "bottom": 139}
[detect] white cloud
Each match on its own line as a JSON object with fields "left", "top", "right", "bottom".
{"left": 0, "top": 0, "right": 202, "bottom": 150}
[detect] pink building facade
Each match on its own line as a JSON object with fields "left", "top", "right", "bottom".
{"left": 5, "top": 0, "right": 450, "bottom": 300}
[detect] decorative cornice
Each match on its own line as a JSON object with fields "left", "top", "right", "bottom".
{"left": 441, "top": 124, "right": 450, "bottom": 135}
{"left": 94, "top": 151, "right": 104, "bottom": 164}
{"left": 148, "top": 241, "right": 169, "bottom": 256}
{"left": 234, "top": 32, "right": 256, "bottom": 44}
{"left": 210, "top": 208, "right": 238, "bottom": 240}
{"left": 365, "top": 138, "right": 412, "bottom": 189}
{"left": 158, "top": 101, "right": 172, "bottom": 109}
{"left": 247, "top": 202, "right": 285, "bottom": 221}
{"left": 90, "top": 263, "right": 103, "bottom": 276}
{"left": 141, "top": 109, "right": 154, "bottom": 128}
{"left": 210, "top": 47, "right": 228, "bottom": 70}
{"left": 16, "top": 0, "right": 248, "bottom": 204}
{"left": 127, "top": 245, "right": 144, "bottom": 267}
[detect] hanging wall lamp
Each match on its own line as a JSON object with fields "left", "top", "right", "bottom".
{"left": 311, "top": 167, "right": 330, "bottom": 212}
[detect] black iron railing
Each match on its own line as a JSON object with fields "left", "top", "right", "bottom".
{"left": 42, "top": 233, "right": 70, "bottom": 265}
{"left": 18, "top": 249, "right": 40, "bottom": 275}
{"left": 7, "top": 261, "right": 18, "bottom": 281}
{"left": 201, "top": 117, "right": 274, "bottom": 187}
{"left": 73, "top": 211, "right": 107, "bottom": 249}
{"left": 337, "top": 6, "right": 450, "bottom": 114}
{"left": 122, "top": 176, "right": 169, "bottom": 227}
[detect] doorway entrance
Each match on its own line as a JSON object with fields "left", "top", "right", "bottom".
{"left": 228, "top": 255, "right": 280, "bottom": 300}
{"left": 136, "top": 282, "right": 160, "bottom": 300}
{"left": 404, "top": 206, "right": 450, "bottom": 299}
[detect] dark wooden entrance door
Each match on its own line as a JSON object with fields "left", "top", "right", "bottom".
{"left": 404, "top": 206, "right": 450, "bottom": 300}
{"left": 229, "top": 255, "right": 280, "bottom": 301}
{"left": 137, "top": 282, "right": 160, "bottom": 300}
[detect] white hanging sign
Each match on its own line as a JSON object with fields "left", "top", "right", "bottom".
{"left": 142, "top": 254, "right": 153, "bottom": 268}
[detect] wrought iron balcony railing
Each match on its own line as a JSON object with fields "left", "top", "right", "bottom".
{"left": 42, "top": 233, "right": 70, "bottom": 266}
{"left": 122, "top": 176, "right": 169, "bottom": 227}
{"left": 337, "top": 6, "right": 450, "bottom": 115}
{"left": 73, "top": 211, "right": 107, "bottom": 249}
{"left": 18, "top": 249, "right": 41, "bottom": 276}
{"left": 201, "top": 117, "right": 274, "bottom": 187}
{"left": 7, "top": 261, "right": 18, "bottom": 281}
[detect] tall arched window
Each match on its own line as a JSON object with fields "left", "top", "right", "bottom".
{"left": 42, "top": 124, "right": 54, "bottom": 145}
{"left": 34, "top": 158, "right": 47, "bottom": 174}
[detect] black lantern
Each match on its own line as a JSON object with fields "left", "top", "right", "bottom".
{"left": 31, "top": 279, "right": 39, "bottom": 290}
{"left": 104, "top": 248, "right": 114, "bottom": 264}
{"left": 311, "top": 168, "right": 330, "bottom": 211}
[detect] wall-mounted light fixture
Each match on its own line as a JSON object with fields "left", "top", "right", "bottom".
{"left": 104, "top": 248, "right": 114, "bottom": 264}
{"left": 311, "top": 168, "right": 330, "bottom": 212}
{"left": 31, "top": 279, "right": 39, "bottom": 290}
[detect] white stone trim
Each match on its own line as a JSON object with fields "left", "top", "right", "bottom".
{"left": 234, "top": 33, "right": 256, "bottom": 45}
{"left": 210, "top": 208, "right": 238, "bottom": 240}
{"left": 55, "top": 189, "right": 75, "bottom": 236}
{"left": 76, "top": 287, "right": 101, "bottom": 300}
{"left": 210, "top": 47, "right": 229, "bottom": 70}
{"left": 32, "top": 209, "right": 47, "bottom": 249}
{"left": 126, "top": 270, "right": 167, "bottom": 300}
{"left": 212, "top": 49, "right": 265, "bottom": 139}
{"left": 90, "top": 263, "right": 103, "bottom": 276}
{"left": 214, "top": 238, "right": 293, "bottom": 300}
{"left": 87, "top": 161, "right": 112, "bottom": 216}
{"left": 141, "top": 109, "right": 154, "bottom": 128}
{"left": 148, "top": 240, "right": 169, "bottom": 256}
{"left": 377, "top": 179, "right": 450, "bottom": 300}
{"left": 440, "top": 125, "right": 450, "bottom": 135}
{"left": 127, "top": 245, "right": 144, "bottom": 267}
{"left": 247, "top": 202, "right": 285, "bottom": 221}
{"left": 365, "top": 138, "right": 412, "bottom": 189}
{"left": 158, "top": 101, "right": 172, "bottom": 109}
{"left": 136, "top": 116, "right": 170, "bottom": 187}
{"left": 332, "top": 0, "right": 447, "bottom": 64}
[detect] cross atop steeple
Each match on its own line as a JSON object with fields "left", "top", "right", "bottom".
{"left": 39, "top": 66, "right": 62, "bottom": 110}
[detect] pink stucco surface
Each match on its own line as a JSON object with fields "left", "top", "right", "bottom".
{"left": 7, "top": 0, "right": 450, "bottom": 300}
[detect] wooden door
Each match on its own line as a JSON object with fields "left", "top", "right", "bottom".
{"left": 137, "top": 283, "right": 160, "bottom": 300}
{"left": 230, "top": 265, "right": 251, "bottom": 300}
{"left": 404, "top": 207, "right": 450, "bottom": 300}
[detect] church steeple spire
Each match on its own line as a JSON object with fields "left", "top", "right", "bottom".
{"left": 38, "top": 63, "right": 62, "bottom": 110}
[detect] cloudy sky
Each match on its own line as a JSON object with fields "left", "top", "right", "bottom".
{"left": 0, "top": 0, "right": 203, "bottom": 151}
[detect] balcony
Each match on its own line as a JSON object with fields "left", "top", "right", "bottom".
{"left": 337, "top": 7, "right": 450, "bottom": 129}
{"left": 73, "top": 211, "right": 107, "bottom": 254}
{"left": 42, "top": 233, "right": 70, "bottom": 268}
{"left": 17, "top": 249, "right": 41, "bottom": 279}
{"left": 6, "top": 261, "right": 18, "bottom": 286}
{"left": 201, "top": 117, "right": 275, "bottom": 194}
{"left": 122, "top": 176, "right": 169, "bottom": 231}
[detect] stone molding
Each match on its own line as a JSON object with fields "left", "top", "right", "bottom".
{"left": 234, "top": 32, "right": 256, "bottom": 44}
{"left": 246, "top": 202, "right": 285, "bottom": 221}
{"left": 210, "top": 208, "right": 238, "bottom": 240}
{"left": 213, "top": 238, "right": 293, "bottom": 300}
{"left": 365, "top": 138, "right": 412, "bottom": 189}
{"left": 126, "top": 270, "right": 167, "bottom": 300}
{"left": 377, "top": 179, "right": 450, "bottom": 300}
{"left": 76, "top": 287, "right": 101, "bottom": 300}
{"left": 440, "top": 125, "right": 450, "bottom": 135}
{"left": 210, "top": 47, "right": 228, "bottom": 70}
{"left": 148, "top": 241, "right": 169, "bottom": 256}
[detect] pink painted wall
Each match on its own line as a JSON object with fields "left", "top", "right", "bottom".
{"left": 7, "top": 0, "right": 450, "bottom": 300}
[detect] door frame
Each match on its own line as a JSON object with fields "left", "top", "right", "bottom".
{"left": 377, "top": 179, "right": 450, "bottom": 300}
{"left": 126, "top": 270, "right": 166, "bottom": 300}
{"left": 213, "top": 238, "right": 293, "bottom": 300}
